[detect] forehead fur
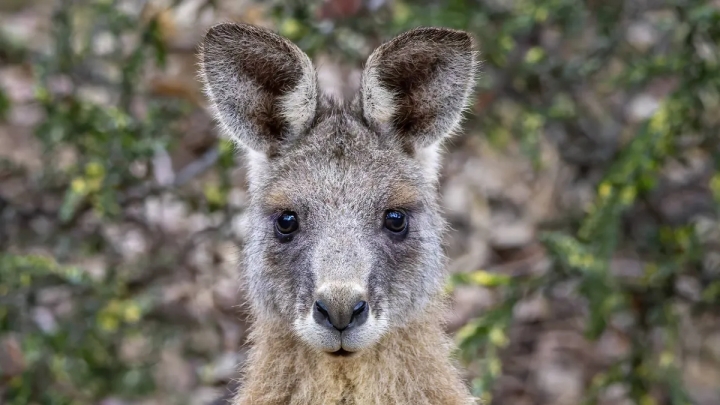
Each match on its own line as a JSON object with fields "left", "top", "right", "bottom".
{"left": 258, "top": 102, "right": 429, "bottom": 214}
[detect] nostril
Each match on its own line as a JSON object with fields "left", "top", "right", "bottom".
{"left": 315, "top": 300, "right": 330, "bottom": 318}
{"left": 352, "top": 301, "right": 367, "bottom": 317}
{"left": 349, "top": 300, "right": 369, "bottom": 329}
{"left": 313, "top": 299, "right": 369, "bottom": 332}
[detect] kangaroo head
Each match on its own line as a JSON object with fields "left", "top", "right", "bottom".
{"left": 200, "top": 23, "right": 476, "bottom": 355}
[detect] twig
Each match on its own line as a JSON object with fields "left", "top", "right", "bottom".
{"left": 173, "top": 146, "right": 219, "bottom": 187}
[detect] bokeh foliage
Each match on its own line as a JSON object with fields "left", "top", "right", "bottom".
{"left": 2, "top": 1, "right": 189, "bottom": 403}
{"left": 1, "top": 0, "right": 719, "bottom": 404}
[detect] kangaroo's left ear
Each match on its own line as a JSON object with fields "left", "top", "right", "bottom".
{"left": 199, "top": 23, "right": 318, "bottom": 157}
{"left": 358, "top": 27, "right": 478, "bottom": 149}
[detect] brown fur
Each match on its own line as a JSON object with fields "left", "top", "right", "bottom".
{"left": 235, "top": 301, "right": 473, "bottom": 405}
{"left": 199, "top": 23, "right": 479, "bottom": 405}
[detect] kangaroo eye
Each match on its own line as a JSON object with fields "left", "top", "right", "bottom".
{"left": 276, "top": 211, "right": 299, "bottom": 235}
{"left": 384, "top": 210, "right": 407, "bottom": 234}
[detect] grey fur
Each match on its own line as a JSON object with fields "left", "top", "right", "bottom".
{"left": 200, "top": 22, "right": 478, "bottom": 400}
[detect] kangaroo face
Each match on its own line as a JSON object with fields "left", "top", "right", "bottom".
{"left": 200, "top": 23, "right": 476, "bottom": 355}
{"left": 244, "top": 112, "right": 446, "bottom": 353}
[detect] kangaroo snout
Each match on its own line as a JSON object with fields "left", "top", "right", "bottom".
{"left": 314, "top": 299, "right": 368, "bottom": 331}
{"left": 313, "top": 285, "right": 369, "bottom": 332}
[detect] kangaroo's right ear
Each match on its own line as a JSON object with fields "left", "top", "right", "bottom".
{"left": 199, "top": 23, "right": 318, "bottom": 156}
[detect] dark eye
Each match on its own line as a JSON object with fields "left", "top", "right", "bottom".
{"left": 384, "top": 210, "right": 408, "bottom": 234}
{"left": 276, "top": 211, "right": 299, "bottom": 235}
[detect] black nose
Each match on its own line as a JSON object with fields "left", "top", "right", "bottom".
{"left": 314, "top": 299, "right": 369, "bottom": 331}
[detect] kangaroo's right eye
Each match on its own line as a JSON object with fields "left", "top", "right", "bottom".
{"left": 384, "top": 210, "right": 408, "bottom": 234}
{"left": 275, "top": 211, "right": 299, "bottom": 236}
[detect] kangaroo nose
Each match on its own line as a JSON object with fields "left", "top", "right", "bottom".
{"left": 314, "top": 299, "right": 369, "bottom": 331}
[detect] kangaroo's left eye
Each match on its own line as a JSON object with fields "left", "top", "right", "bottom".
{"left": 276, "top": 211, "right": 299, "bottom": 236}
{"left": 384, "top": 210, "right": 408, "bottom": 234}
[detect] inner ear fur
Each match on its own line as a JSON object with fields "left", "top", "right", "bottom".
{"left": 199, "top": 23, "right": 318, "bottom": 156}
{"left": 359, "top": 27, "right": 478, "bottom": 149}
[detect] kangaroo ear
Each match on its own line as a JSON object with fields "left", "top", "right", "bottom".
{"left": 200, "top": 23, "right": 318, "bottom": 156}
{"left": 359, "top": 27, "right": 477, "bottom": 149}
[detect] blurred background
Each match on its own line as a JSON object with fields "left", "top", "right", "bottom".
{"left": 1, "top": 0, "right": 719, "bottom": 404}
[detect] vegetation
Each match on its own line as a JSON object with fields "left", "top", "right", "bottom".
{"left": 1, "top": 0, "right": 718, "bottom": 404}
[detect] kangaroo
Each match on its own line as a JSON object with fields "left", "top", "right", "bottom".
{"left": 199, "top": 22, "right": 478, "bottom": 405}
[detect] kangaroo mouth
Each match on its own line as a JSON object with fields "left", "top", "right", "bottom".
{"left": 328, "top": 348, "right": 355, "bottom": 357}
